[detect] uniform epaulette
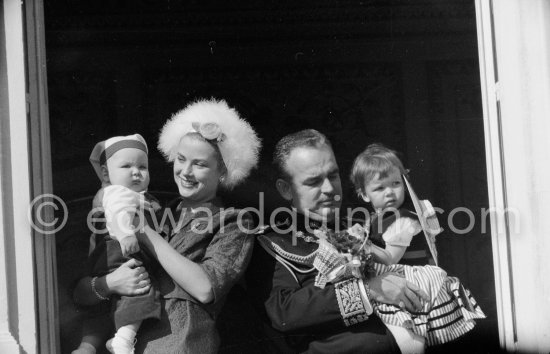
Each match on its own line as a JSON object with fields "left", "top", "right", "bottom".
{"left": 254, "top": 217, "right": 292, "bottom": 235}
{"left": 255, "top": 224, "right": 271, "bottom": 235}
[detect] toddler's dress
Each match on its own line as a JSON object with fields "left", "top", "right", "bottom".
{"left": 367, "top": 207, "right": 486, "bottom": 345}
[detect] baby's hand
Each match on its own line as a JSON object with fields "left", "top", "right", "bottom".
{"left": 119, "top": 234, "right": 140, "bottom": 257}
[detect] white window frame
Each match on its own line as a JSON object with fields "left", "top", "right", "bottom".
{"left": 474, "top": 0, "right": 516, "bottom": 350}
{"left": 475, "top": 0, "right": 550, "bottom": 352}
{"left": 3, "top": 0, "right": 550, "bottom": 353}
{"left": 25, "top": 0, "right": 60, "bottom": 352}
{"left": 1, "top": 0, "right": 58, "bottom": 353}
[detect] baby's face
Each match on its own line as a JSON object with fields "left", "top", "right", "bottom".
{"left": 361, "top": 166, "right": 405, "bottom": 213}
{"left": 106, "top": 148, "right": 150, "bottom": 192}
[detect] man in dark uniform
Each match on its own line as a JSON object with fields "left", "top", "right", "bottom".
{"left": 246, "top": 129, "right": 429, "bottom": 353}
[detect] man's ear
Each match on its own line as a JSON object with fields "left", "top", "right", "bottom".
{"left": 275, "top": 178, "right": 293, "bottom": 201}
{"left": 360, "top": 192, "right": 370, "bottom": 203}
{"left": 100, "top": 165, "right": 110, "bottom": 184}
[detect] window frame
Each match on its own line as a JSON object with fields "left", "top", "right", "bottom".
{"left": 5, "top": 0, "right": 543, "bottom": 352}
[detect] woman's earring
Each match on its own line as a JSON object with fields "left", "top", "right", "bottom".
{"left": 219, "top": 175, "right": 226, "bottom": 183}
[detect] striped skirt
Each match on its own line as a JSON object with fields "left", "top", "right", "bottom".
{"left": 371, "top": 263, "right": 486, "bottom": 346}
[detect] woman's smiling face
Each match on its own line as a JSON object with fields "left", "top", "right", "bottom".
{"left": 173, "top": 134, "right": 223, "bottom": 206}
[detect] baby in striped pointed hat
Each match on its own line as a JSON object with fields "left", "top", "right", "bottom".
{"left": 74, "top": 134, "right": 161, "bottom": 354}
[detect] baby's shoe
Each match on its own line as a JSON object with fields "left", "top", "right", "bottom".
{"left": 106, "top": 335, "right": 136, "bottom": 354}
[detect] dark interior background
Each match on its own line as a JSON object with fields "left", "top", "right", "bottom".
{"left": 45, "top": 0, "right": 499, "bottom": 352}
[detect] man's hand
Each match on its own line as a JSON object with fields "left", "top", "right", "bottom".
{"left": 119, "top": 234, "right": 141, "bottom": 257}
{"left": 105, "top": 258, "right": 151, "bottom": 296}
{"left": 367, "top": 272, "right": 429, "bottom": 312}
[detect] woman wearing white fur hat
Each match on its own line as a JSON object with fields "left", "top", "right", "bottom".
{"left": 74, "top": 98, "right": 261, "bottom": 353}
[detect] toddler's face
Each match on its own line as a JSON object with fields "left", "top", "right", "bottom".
{"left": 361, "top": 166, "right": 405, "bottom": 213}
{"left": 105, "top": 148, "right": 150, "bottom": 192}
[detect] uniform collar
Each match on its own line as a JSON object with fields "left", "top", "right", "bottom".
{"left": 273, "top": 210, "right": 339, "bottom": 234}
{"left": 261, "top": 209, "right": 354, "bottom": 265}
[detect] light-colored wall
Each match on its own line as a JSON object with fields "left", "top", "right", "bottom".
{"left": 478, "top": 0, "right": 550, "bottom": 352}
{"left": 493, "top": 1, "right": 550, "bottom": 352}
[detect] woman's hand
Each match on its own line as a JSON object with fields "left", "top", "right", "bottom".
{"left": 106, "top": 258, "right": 151, "bottom": 296}
{"left": 73, "top": 255, "right": 151, "bottom": 306}
{"left": 367, "top": 272, "right": 429, "bottom": 312}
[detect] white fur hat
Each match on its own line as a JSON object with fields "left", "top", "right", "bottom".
{"left": 89, "top": 133, "right": 148, "bottom": 182}
{"left": 158, "top": 98, "right": 261, "bottom": 189}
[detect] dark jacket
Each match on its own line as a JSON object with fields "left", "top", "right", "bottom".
{"left": 136, "top": 198, "right": 255, "bottom": 354}
{"left": 246, "top": 212, "right": 400, "bottom": 354}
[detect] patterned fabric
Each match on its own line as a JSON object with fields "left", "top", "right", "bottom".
{"left": 140, "top": 198, "right": 254, "bottom": 353}
{"left": 136, "top": 297, "right": 218, "bottom": 354}
{"left": 257, "top": 228, "right": 373, "bottom": 328}
{"left": 313, "top": 239, "right": 347, "bottom": 288}
{"left": 245, "top": 212, "right": 400, "bottom": 353}
{"left": 159, "top": 199, "right": 254, "bottom": 309}
{"left": 334, "top": 279, "right": 371, "bottom": 326}
{"left": 371, "top": 263, "right": 486, "bottom": 346}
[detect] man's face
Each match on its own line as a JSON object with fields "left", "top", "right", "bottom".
{"left": 279, "top": 145, "right": 343, "bottom": 222}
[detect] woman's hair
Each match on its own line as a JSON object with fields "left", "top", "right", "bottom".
{"left": 273, "top": 129, "right": 332, "bottom": 180}
{"left": 158, "top": 98, "right": 261, "bottom": 189}
{"left": 182, "top": 131, "right": 227, "bottom": 175}
{"left": 350, "top": 143, "right": 407, "bottom": 195}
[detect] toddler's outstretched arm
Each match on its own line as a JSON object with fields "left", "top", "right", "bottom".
{"left": 370, "top": 243, "right": 407, "bottom": 265}
{"left": 102, "top": 185, "right": 149, "bottom": 256}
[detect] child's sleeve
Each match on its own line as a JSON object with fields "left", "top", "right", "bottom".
{"left": 382, "top": 217, "right": 422, "bottom": 247}
{"left": 102, "top": 185, "right": 144, "bottom": 241}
